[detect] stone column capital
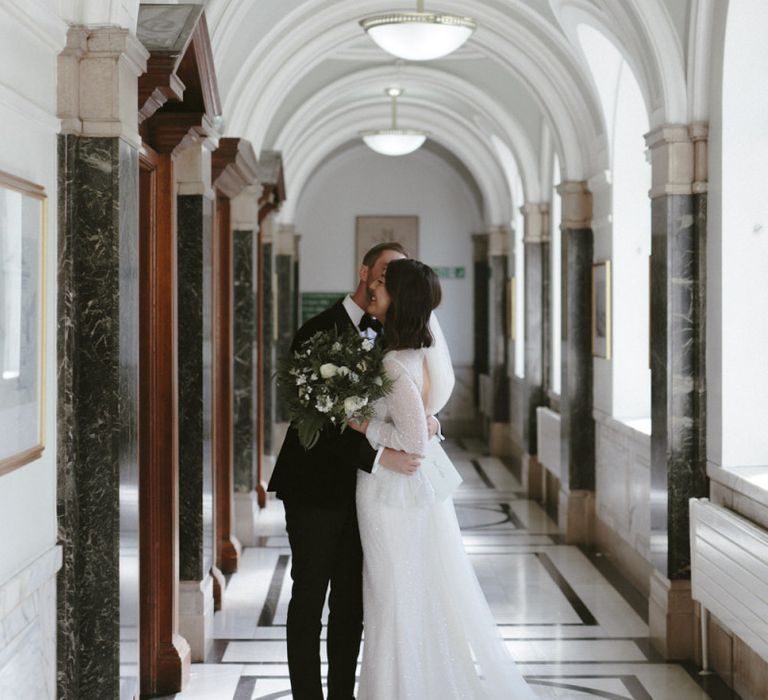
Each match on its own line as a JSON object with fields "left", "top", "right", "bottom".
{"left": 472, "top": 232, "right": 489, "bottom": 261}
{"left": 231, "top": 184, "right": 263, "bottom": 232}
{"left": 644, "top": 124, "right": 694, "bottom": 198}
{"left": 690, "top": 122, "right": 709, "bottom": 194}
{"left": 487, "top": 227, "right": 511, "bottom": 256}
{"left": 556, "top": 181, "right": 592, "bottom": 229}
{"left": 58, "top": 25, "right": 149, "bottom": 148}
{"left": 521, "top": 202, "right": 550, "bottom": 244}
{"left": 174, "top": 132, "right": 219, "bottom": 198}
{"left": 276, "top": 224, "right": 298, "bottom": 256}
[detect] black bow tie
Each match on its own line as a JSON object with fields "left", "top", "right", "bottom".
{"left": 359, "top": 313, "right": 383, "bottom": 334}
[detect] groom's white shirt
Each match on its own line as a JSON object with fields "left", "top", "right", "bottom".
{"left": 343, "top": 294, "right": 385, "bottom": 473}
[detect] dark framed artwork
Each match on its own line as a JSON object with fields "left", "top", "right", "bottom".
{"left": 0, "top": 171, "right": 47, "bottom": 476}
{"left": 592, "top": 260, "right": 611, "bottom": 359}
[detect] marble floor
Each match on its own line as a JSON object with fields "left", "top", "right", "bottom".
{"left": 160, "top": 439, "right": 738, "bottom": 700}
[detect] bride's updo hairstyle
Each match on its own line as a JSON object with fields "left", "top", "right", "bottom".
{"left": 382, "top": 259, "right": 442, "bottom": 350}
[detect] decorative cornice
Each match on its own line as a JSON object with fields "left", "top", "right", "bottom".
{"left": 231, "top": 184, "right": 263, "bottom": 231}
{"left": 487, "top": 227, "right": 511, "bottom": 256}
{"left": 212, "top": 138, "right": 259, "bottom": 200}
{"left": 142, "top": 112, "right": 218, "bottom": 154}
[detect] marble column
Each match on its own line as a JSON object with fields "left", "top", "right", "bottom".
{"left": 261, "top": 227, "right": 275, "bottom": 455}
{"left": 557, "top": 182, "right": 595, "bottom": 543}
{"left": 646, "top": 125, "right": 708, "bottom": 660}
{"left": 56, "top": 26, "right": 147, "bottom": 700}
{"left": 174, "top": 137, "right": 218, "bottom": 661}
{"left": 231, "top": 185, "right": 262, "bottom": 545}
{"left": 472, "top": 234, "right": 490, "bottom": 411}
{"left": 275, "top": 224, "right": 298, "bottom": 426}
{"left": 521, "top": 203, "right": 550, "bottom": 498}
{"left": 487, "top": 228, "right": 512, "bottom": 456}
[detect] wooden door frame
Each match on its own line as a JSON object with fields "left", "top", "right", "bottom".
{"left": 212, "top": 191, "right": 240, "bottom": 575}
{"left": 138, "top": 144, "right": 191, "bottom": 697}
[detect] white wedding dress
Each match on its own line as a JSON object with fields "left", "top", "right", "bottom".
{"left": 356, "top": 317, "right": 536, "bottom": 700}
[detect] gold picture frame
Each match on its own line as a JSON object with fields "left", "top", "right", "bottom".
{"left": 591, "top": 260, "right": 611, "bottom": 359}
{"left": 0, "top": 171, "right": 47, "bottom": 476}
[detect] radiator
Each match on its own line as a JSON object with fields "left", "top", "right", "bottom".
{"left": 690, "top": 498, "right": 768, "bottom": 664}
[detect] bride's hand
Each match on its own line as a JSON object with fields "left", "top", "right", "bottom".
{"left": 347, "top": 419, "right": 369, "bottom": 434}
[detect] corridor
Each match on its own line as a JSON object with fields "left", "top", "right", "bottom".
{"left": 157, "top": 441, "right": 733, "bottom": 700}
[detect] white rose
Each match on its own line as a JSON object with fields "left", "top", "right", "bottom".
{"left": 361, "top": 338, "right": 374, "bottom": 352}
{"left": 350, "top": 372, "right": 360, "bottom": 383}
{"left": 373, "top": 376, "right": 383, "bottom": 386}
{"left": 336, "top": 366, "right": 351, "bottom": 377}
{"left": 295, "top": 375, "right": 307, "bottom": 386}
{"left": 344, "top": 396, "right": 368, "bottom": 415}
{"left": 320, "top": 363, "right": 338, "bottom": 379}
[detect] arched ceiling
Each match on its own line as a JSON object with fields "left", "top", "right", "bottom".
{"left": 131, "top": 0, "right": 691, "bottom": 225}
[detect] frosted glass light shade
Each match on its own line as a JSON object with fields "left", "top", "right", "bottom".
{"left": 360, "top": 129, "right": 428, "bottom": 156}
{"left": 360, "top": 12, "right": 476, "bottom": 61}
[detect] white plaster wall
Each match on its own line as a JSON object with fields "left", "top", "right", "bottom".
{"left": 711, "top": 0, "right": 768, "bottom": 469}
{"left": 295, "top": 143, "right": 483, "bottom": 366}
{"left": 0, "top": 5, "right": 66, "bottom": 699}
{"left": 0, "top": 2, "right": 64, "bottom": 588}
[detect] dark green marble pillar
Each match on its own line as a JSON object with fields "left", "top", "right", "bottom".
{"left": 262, "top": 241, "right": 274, "bottom": 453}
{"left": 556, "top": 182, "right": 595, "bottom": 543}
{"left": 487, "top": 229, "right": 511, "bottom": 455}
{"left": 177, "top": 194, "right": 215, "bottom": 583}
{"left": 275, "top": 227, "right": 296, "bottom": 423}
{"left": 57, "top": 134, "right": 140, "bottom": 700}
{"left": 233, "top": 229, "right": 256, "bottom": 493}
{"left": 472, "top": 234, "right": 490, "bottom": 409}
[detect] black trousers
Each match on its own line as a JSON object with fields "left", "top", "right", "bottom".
{"left": 284, "top": 501, "right": 364, "bottom": 700}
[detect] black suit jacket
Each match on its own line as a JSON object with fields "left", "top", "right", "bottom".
{"left": 268, "top": 299, "right": 378, "bottom": 508}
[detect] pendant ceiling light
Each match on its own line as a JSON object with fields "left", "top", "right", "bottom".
{"left": 360, "top": 87, "right": 428, "bottom": 156}
{"left": 360, "top": 0, "right": 477, "bottom": 61}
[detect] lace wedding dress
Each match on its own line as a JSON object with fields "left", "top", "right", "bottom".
{"left": 356, "top": 317, "right": 536, "bottom": 699}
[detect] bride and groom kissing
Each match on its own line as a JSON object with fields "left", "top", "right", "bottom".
{"left": 268, "top": 242, "right": 535, "bottom": 699}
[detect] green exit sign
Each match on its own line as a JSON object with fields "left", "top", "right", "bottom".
{"left": 433, "top": 266, "right": 466, "bottom": 279}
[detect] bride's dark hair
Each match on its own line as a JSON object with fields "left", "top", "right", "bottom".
{"left": 382, "top": 259, "right": 442, "bottom": 350}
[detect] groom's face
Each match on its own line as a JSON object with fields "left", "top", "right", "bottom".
{"left": 362, "top": 250, "right": 406, "bottom": 302}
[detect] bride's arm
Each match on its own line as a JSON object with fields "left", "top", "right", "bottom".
{"left": 364, "top": 358, "right": 428, "bottom": 457}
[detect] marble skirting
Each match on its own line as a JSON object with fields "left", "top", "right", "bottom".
{"left": 233, "top": 230, "right": 256, "bottom": 492}
{"left": 57, "top": 134, "right": 140, "bottom": 700}
{"left": 178, "top": 195, "right": 215, "bottom": 582}
{"left": 0, "top": 546, "right": 62, "bottom": 700}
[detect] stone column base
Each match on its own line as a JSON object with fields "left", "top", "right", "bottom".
{"left": 558, "top": 488, "right": 594, "bottom": 544}
{"left": 649, "top": 569, "right": 694, "bottom": 660}
{"left": 178, "top": 575, "right": 214, "bottom": 662}
{"left": 489, "top": 422, "right": 513, "bottom": 457}
{"left": 522, "top": 453, "right": 544, "bottom": 500}
{"left": 234, "top": 491, "right": 260, "bottom": 547}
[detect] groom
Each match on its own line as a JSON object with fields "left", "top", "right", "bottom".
{"left": 269, "top": 242, "right": 431, "bottom": 700}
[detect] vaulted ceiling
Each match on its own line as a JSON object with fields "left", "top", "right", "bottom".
{"left": 113, "top": 0, "right": 695, "bottom": 225}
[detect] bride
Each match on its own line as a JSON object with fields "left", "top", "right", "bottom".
{"left": 348, "top": 259, "right": 536, "bottom": 700}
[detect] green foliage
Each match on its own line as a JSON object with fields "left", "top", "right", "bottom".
{"left": 276, "top": 327, "right": 393, "bottom": 450}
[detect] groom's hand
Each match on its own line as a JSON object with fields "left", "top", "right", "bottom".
{"left": 379, "top": 448, "right": 421, "bottom": 475}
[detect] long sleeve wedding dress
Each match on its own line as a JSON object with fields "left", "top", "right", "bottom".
{"left": 355, "top": 317, "right": 536, "bottom": 700}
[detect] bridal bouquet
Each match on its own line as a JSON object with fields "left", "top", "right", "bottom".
{"left": 277, "top": 326, "right": 392, "bottom": 450}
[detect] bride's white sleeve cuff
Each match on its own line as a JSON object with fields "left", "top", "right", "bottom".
{"left": 371, "top": 446, "right": 385, "bottom": 474}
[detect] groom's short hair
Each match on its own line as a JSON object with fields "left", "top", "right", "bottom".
{"left": 362, "top": 241, "right": 408, "bottom": 268}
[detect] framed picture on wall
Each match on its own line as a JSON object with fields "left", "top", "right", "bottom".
{"left": 592, "top": 260, "right": 611, "bottom": 359}
{"left": 0, "top": 171, "right": 47, "bottom": 476}
{"left": 355, "top": 216, "right": 419, "bottom": 277}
